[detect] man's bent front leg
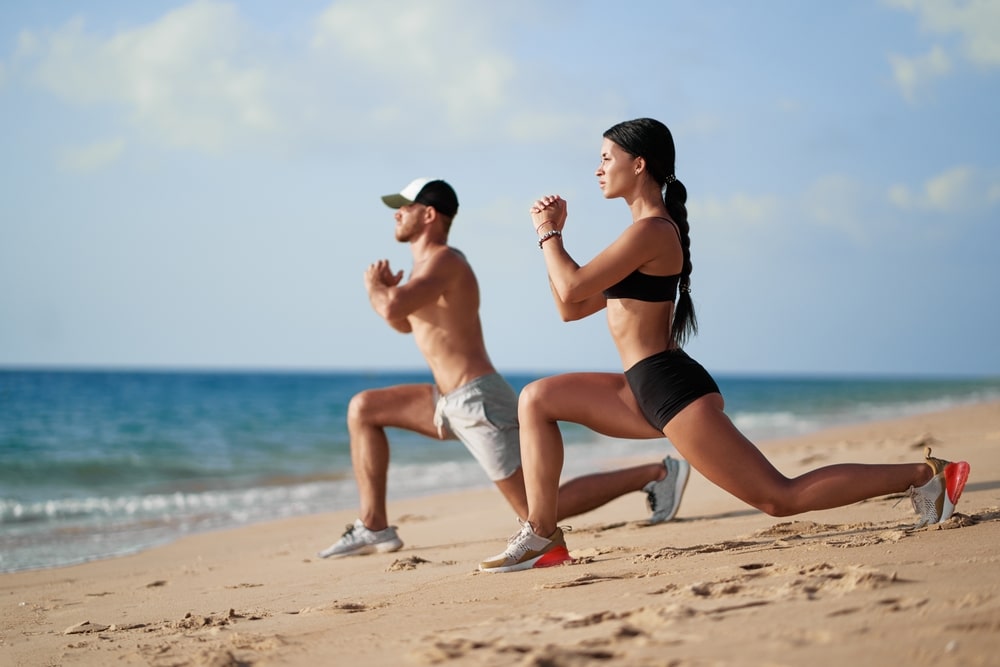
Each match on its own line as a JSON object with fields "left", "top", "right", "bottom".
{"left": 345, "top": 384, "right": 440, "bottom": 531}
{"left": 347, "top": 391, "right": 392, "bottom": 530}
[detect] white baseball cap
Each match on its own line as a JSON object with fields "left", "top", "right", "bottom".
{"left": 381, "top": 178, "right": 459, "bottom": 217}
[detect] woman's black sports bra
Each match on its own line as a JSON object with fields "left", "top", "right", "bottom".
{"left": 602, "top": 217, "right": 681, "bottom": 302}
{"left": 603, "top": 270, "right": 679, "bottom": 302}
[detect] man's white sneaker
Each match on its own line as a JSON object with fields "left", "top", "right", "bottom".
{"left": 318, "top": 518, "right": 403, "bottom": 558}
{"left": 644, "top": 455, "right": 690, "bottom": 524}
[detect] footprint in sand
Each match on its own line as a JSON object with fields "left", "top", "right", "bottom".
{"left": 386, "top": 556, "right": 431, "bottom": 571}
{"left": 540, "top": 573, "right": 628, "bottom": 589}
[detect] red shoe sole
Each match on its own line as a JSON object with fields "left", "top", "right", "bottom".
{"left": 944, "top": 461, "right": 970, "bottom": 504}
{"left": 533, "top": 545, "right": 573, "bottom": 568}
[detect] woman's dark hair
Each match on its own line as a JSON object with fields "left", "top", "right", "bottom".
{"left": 603, "top": 117, "right": 698, "bottom": 346}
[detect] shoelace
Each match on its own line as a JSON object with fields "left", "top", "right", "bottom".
{"left": 508, "top": 530, "right": 535, "bottom": 558}
{"left": 908, "top": 486, "right": 937, "bottom": 519}
{"left": 505, "top": 519, "right": 530, "bottom": 545}
{"left": 893, "top": 484, "right": 937, "bottom": 528}
{"left": 504, "top": 520, "right": 572, "bottom": 555}
{"left": 646, "top": 487, "right": 661, "bottom": 510}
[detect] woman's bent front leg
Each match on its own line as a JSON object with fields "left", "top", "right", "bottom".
{"left": 518, "top": 378, "right": 565, "bottom": 536}
{"left": 518, "top": 372, "right": 664, "bottom": 535}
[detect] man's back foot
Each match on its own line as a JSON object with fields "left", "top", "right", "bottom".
{"left": 318, "top": 518, "right": 404, "bottom": 558}
{"left": 644, "top": 455, "right": 690, "bottom": 524}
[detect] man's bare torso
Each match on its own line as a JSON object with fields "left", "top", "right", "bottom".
{"left": 407, "top": 247, "right": 496, "bottom": 394}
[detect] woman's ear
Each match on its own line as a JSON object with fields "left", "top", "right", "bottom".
{"left": 634, "top": 156, "right": 645, "bottom": 175}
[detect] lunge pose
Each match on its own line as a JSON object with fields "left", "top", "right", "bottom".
{"left": 479, "top": 119, "right": 970, "bottom": 573}
{"left": 319, "top": 178, "right": 691, "bottom": 559}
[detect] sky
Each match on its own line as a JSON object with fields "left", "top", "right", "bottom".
{"left": 2, "top": 0, "right": 999, "bottom": 377}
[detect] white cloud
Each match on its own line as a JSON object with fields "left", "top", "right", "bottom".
{"left": 692, "top": 193, "right": 784, "bottom": 230}
{"left": 925, "top": 166, "right": 975, "bottom": 209}
{"left": 886, "top": 0, "right": 1000, "bottom": 101}
{"left": 21, "top": 2, "right": 279, "bottom": 153}
{"left": 310, "top": 0, "right": 519, "bottom": 138}
{"left": 989, "top": 182, "right": 1000, "bottom": 204}
{"left": 14, "top": 29, "right": 40, "bottom": 59}
{"left": 57, "top": 137, "right": 126, "bottom": 172}
{"left": 13, "top": 0, "right": 601, "bottom": 153}
{"left": 695, "top": 176, "right": 893, "bottom": 250}
{"left": 888, "top": 165, "right": 998, "bottom": 212}
{"left": 886, "top": 0, "right": 1000, "bottom": 66}
{"left": 888, "top": 45, "right": 951, "bottom": 102}
{"left": 689, "top": 193, "right": 787, "bottom": 259}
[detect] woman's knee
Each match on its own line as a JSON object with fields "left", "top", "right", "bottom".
{"left": 518, "top": 378, "right": 558, "bottom": 419}
{"left": 743, "top": 485, "right": 800, "bottom": 517}
{"left": 753, "top": 497, "right": 798, "bottom": 517}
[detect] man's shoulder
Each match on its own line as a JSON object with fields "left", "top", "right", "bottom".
{"left": 412, "top": 244, "right": 476, "bottom": 283}
{"left": 429, "top": 245, "right": 474, "bottom": 273}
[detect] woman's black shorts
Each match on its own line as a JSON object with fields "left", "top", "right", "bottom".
{"left": 625, "top": 349, "right": 720, "bottom": 431}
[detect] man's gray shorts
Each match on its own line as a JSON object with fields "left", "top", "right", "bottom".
{"left": 433, "top": 373, "right": 521, "bottom": 481}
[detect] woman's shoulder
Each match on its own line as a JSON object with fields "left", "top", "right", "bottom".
{"left": 635, "top": 215, "right": 676, "bottom": 225}
{"left": 624, "top": 217, "right": 682, "bottom": 255}
{"left": 631, "top": 215, "right": 679, "bottom": 236}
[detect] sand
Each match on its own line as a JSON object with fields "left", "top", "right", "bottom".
{"left": 2, "top": 400, "right": 999, "bottom": 667}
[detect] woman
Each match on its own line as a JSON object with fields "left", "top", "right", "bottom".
{"left": 479, "top": 117, "right": 970, "bottom": 573}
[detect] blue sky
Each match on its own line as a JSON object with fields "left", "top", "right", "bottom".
{"left": 2, "top": 0, "right": 998, "bottom": 377}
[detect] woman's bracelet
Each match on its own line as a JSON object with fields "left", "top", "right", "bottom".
{"left": 534, "top": 220, "right": 558, "bottom": 234}
{"left": 538, "top": 229, "right": 562, "bottom": 248}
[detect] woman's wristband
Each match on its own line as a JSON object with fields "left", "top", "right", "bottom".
{"left": 538, "top": 229, "right": 562, "bottom": 248}
{"left": 534, "top": 220, "right": 558, "bottom": 234}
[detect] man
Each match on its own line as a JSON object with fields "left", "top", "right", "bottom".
{"left": 319, "top": 178, "right": 689, "bottom": 559}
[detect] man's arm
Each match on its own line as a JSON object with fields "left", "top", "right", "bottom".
{"left": 364, "top": 254, "right": 453, "bottom": 332}
{"left": 365, "top": 259, "right": 411, "bottom": 332}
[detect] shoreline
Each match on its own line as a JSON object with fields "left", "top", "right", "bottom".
{"left": 2, "top": 400, "right": 998, "bottom": 666}
{"left": 5, "top": 369, "right": 999, "bottom": 576}
{"left": 0, "top": 392, "right": 975, "bottom": 577}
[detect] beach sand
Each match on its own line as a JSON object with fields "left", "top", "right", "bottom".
{"left": 2, "top": 400, "right": 999, "bottom": 666}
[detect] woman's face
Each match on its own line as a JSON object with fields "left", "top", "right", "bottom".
{"left": 595, "top": 138, "right": 639, "bottom": 199}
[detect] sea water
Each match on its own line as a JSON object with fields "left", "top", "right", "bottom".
{"left": 2, "top": 369, "right": 998, "bottom": 573}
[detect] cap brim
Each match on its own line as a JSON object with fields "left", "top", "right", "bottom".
{"left": 381, "top": 193, "right": 414, "bottom": 209}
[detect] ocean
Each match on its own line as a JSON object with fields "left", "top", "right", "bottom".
{"left": 2, "top": 368, "right": 998, "bottom": 574}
